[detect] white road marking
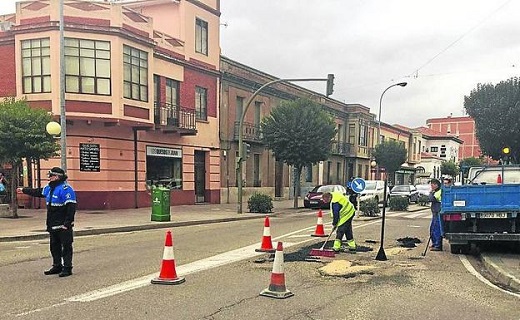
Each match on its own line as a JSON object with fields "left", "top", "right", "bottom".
{"left": 459, "top": 255, "right": 520, "bottom": 298}
{"left": 14, "top": 220, "right": 381, "bottom": 316}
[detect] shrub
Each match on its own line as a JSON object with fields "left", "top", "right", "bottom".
{"left": 247, "top": 193, "right": 273, "bottom": 213}
{"left": 359, "top": 198, "right": 380, "bottom": 217}
{"left": 389, "top": 196, "right": 409, "bottom": 211}
{"left": 418, "top": 195, "right": 430, "bottom": 206}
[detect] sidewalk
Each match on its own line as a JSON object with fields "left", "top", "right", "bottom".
{"left": 1, "top": 201, "right": 517, "bottom": 293}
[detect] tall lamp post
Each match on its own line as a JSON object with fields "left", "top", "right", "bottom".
{"left": 374, "top": 82, "right": 407, "bottom": 261}
{"left": 376, "top": 82, "right": 407, "bottom": 179}
{"left": 59, "top": 0, "right": 67, "bottom": 171}
{"left": 236, "top": 75, "right": 335, "bottom": 214}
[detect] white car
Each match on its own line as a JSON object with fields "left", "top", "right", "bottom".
{"left": 358, "top": 180, "right": 390, "bottom": 205}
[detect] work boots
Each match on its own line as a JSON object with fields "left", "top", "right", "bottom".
{"left": 59, "top": 267, "right": 73, "bottom": 278}
{"left": 44, "top": 265, "right": 62, "bottom": 275}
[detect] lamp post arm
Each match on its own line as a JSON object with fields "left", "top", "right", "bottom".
{"left": 237, "top": 77, "right": 329, "bottom": 214}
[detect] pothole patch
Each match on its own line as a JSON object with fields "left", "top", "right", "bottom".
{"left": 319, "top": 260, "right": 377, "bottom": 277}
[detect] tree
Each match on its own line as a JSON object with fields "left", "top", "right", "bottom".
{"left": 459, "top": 157, "right": 483, "bottom": 178}
{"left": 260, "top": 99, "right": 336, "bottom": 208}
{"left": 0, "top": 98, "right": 60, "bottom": 217}
{"left": 464, "top": 77, "right": 520, "bottom": 163}
{"left": 372, "top": 140, "right": 407, "bottom": 186}
{"left": 441, "top": 160, "right": 459, "bottom": 178}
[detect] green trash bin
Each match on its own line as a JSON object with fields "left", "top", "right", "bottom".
{"left": 151, "top": 186, "right": 171, "bottom": 222}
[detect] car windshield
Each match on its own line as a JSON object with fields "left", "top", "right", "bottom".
{"left": 392, "top": 185, "right": 409, "bottom": 192}
{"left": 314, "top": 185, "right": 336, "bottom": 193}
{"left": 364, "top": 181, "right": 377, "bottom": 190}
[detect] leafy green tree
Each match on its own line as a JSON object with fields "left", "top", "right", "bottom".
{"left": 459, "top": 157, "right": 483, "bottom": 177}
{"left": 372, "top": 140, "right": 407, "bottom": 186}
{"left": 464, "top": 77, "right": 520, "bottom": 163}
{"left": 441, "top": 160, "right": 459, "bottom": 178}
{"left": 0, "top": 98, "right": 59, "bottom": 217}
{"left": 260, "top": 99, "right": 336, "bottom": 208}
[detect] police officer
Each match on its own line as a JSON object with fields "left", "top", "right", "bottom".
{"left": 322, "top": 191, "right": 357, "bottom": 253}
{"left": 22, "top": 167, "right": 77, "bottom": 277}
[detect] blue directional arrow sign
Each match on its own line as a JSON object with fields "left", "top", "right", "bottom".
{"left": 351, "top": 178, "right": 366, "bottom": 194}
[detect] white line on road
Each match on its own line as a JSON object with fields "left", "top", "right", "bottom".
{"left": 459, "top": 255, "right": 520, "bottom": 299}
{"left": 15, "top": 220, "right": 380, "bottom": 316}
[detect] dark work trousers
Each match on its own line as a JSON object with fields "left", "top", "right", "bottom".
{"left": 336, "top": 216, "right": 354, "bottom": 241}
{"left": 49, "top": 228, "right": 74, "bottom": 268}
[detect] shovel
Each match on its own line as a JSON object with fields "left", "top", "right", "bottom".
{"left": 308, "top": 226, "right": 337, "bottom": 257}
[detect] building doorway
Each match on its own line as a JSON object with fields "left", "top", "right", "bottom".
{"left": 194, "top": 151, "right": 206, "bottom": 203}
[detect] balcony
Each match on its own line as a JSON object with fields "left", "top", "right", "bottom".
{"left": 330, "top": 141, "right": 352, "bottom": 155}
{"left": 233, "top": 121, "right": 261, "bottom": 142}
{"left": 154, "top": 102, "right": 197, "bottom": 135}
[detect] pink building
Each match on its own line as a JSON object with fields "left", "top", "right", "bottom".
{"left": 426, "top": 115, "right": 481, "bottom": 159}
{"left": 0, "top": 0, "right": 222, "bottom": 209}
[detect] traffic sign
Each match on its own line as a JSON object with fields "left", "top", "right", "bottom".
{"left": 350, "top": 178, "right": 366, "bottom": 194}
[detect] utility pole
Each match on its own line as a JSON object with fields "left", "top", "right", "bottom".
{"left": 236, "top": 75, "right": 334, "bottom": 213}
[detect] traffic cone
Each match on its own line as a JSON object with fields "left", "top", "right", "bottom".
{"left": 260, "top": 242, "right": 294, "bottom": 299}
{"left": 497, "top": 174, "right": 502, "bottom": 184}
{"left": 311, "top": 209, "right": 327, "bottom": 237}
{"left": 255, "top": 216, "right": 275, "bottom": 253}
{"left": 151, "top": 231, "right": 185, "bottom": 285}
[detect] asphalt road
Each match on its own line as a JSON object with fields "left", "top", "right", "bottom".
{"left": 1, "top": 211, "right": 518, "bottom": 320}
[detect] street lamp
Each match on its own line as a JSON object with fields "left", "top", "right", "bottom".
{"left": 236, "top": 75, "right": 334, "bottom": 214}
{"left": 59, "top": 0, "right": 67, "bottom": 171}
{"left": 46, "top": 121, "right": 61, "bottom": 137}
{"left": 376, "top": 82, "right": 407, "bottom": 179}
{"left": 370, "top": 160, "right": 377, "bottom": 180}
{"left": 374, "top": 82, "right": 406, "bottom": 262}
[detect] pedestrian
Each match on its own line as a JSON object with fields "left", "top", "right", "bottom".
{"left": 322, "top": 191, "right": 357, "bottom": 253}
{"left": 429, "top": 178, "right": 443, "bottom": 251}
{"left": 443, "top": 177, "right": 453, "bottom": 187}
{"left": 0, "top": 172, "right": 7, "bottom": 203}
{"left": 22, "top": 167, "right": 77, "bottom": 277}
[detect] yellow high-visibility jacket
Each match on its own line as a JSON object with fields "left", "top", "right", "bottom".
{"left": 329, "top": 191, "right": 356, "bottom": 226}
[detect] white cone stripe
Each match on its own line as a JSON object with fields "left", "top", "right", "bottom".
{"left": 317, "top": 217, "right": 323, "bottom": 224}
{"left": 272, "top": 250, "right": 284, "bottom": 273}
{"left": 263, "top": 227, "right": 271, "bottom": 236}
{"left": 162, "top": 246, "right": 175, "bottom": 260}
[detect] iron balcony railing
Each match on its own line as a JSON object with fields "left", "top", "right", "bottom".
{"left": 330, "top": 141, "right": 352, "bottom": 155}
{"left": 233, "top": 121, "right": 261, "bottom": 142}
{"left": 154, "top": 102, "right": 196, "bottom": 131}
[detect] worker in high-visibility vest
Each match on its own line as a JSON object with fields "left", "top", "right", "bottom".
{"left": 429, "top": 178, "right": 443, "bottom": 251}
{"left": 322, "top": 191, "right": 357, "bottom": 253}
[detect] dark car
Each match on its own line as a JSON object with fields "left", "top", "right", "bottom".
{"left": 389, "top": 184, "right": 419, "bottom": 203}
{"left": 303, "top": 184, "right": 347, "bottom": 209}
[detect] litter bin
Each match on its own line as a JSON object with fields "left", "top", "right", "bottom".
{"left": 151, "top": 186, "right": 171, "bottom": 222}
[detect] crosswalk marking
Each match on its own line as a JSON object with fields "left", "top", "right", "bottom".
{"left": 385, "top": 210, "right": 430, "bottom": 219}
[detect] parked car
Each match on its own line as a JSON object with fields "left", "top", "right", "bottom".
{"left": 415, "top": 184, "right": 431, "bottom": 197}
{"left": 389, "top": 184, "right": 419, "bottom": 203}
{"left": 358, "top": 180, "right": 390, "bottom": 205}
{"left": 303, "top": 184, "right": 347, "bottom": 209}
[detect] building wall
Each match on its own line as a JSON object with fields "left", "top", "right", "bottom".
{"left": 427, "top": 116, "right": 481, "bottom": 159}
{"left": 1, "top": 0, "right": 221, "bottom": 209}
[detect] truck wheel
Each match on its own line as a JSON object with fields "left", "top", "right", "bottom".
{"left": 450, "top": 244, "right": 469, "bottom": 254}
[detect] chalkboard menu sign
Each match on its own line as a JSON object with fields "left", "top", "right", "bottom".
{"left": 79, "top": 143, "right": 100, "bottom": 172}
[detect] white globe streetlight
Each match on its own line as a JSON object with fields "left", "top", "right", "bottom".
{"left": 46, "top": 121, "right": 61, "bottom": 136}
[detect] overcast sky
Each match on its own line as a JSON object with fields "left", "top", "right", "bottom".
{"left": 1, "top": 1, "right": 519, "bottom": 128}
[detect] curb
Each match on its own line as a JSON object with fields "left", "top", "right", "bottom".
{"left": 481, "top": 255, "right": 520, "bottom": 292}
{"left": 0, "top": 214, "right": 269, "bottom": 243}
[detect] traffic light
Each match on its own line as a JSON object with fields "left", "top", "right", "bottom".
{"left": 501, "top": 146, "right": 510, "bottom": 165}
{"left": 502, "top": 146, "right": 510, "bottom": 155}
{"left": 326, "top": 74, "right": 334, "bottom": 96}
{"left": 243, "top": 143, "right": 251, "bottom": 158}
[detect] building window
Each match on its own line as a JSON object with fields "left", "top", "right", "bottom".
{"left": 254, "top": 101, "right": 262, "bottom": 126}
{"left": 123, "top": 45, "right": 148, "bottom": 101}
{"left": 430, "top": 146, "right": 438, "bottom": 152}
{"left": 195, "top": 18, "right": 208, "bottom": 55}
{"left": 306, "top": 165, "right": 313, "bottom": 182}
{"left": 236, "top": 96, "right": 244, "bottom": 121}
{"left": 21, "top": 38, "right": 51, "bottom": 94}
{"left": 348, "top": 124, "right": 356, "bottom": 144}
{"left": 359, "top": 123, "right": 368, "bottom": 146}
{"left": 146, "top": 146, "right": 182, "bottom": 189}
{"left": 166, "top": 78, "right": 179, "bottom": 106}
{"left": 195, "top": 86, "right": 207, "bottom": 120}
{"left": 64, "top": 38, "right": 111, "bottom": 95}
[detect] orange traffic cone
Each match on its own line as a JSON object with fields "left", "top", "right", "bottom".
{"left": 497, "top": 174, "right": 502, "bottom": 184}
{"left": 255, "top": 216, "right": 275, "bottom": 253}
{"left": 311, "top": 209, "right": 327, "bottom": 237}
{"left": 151, "top": 231, "right": 185, "bottom": 285}
{"left": 260, "top": 242, "right": 294, "bottom": 299}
